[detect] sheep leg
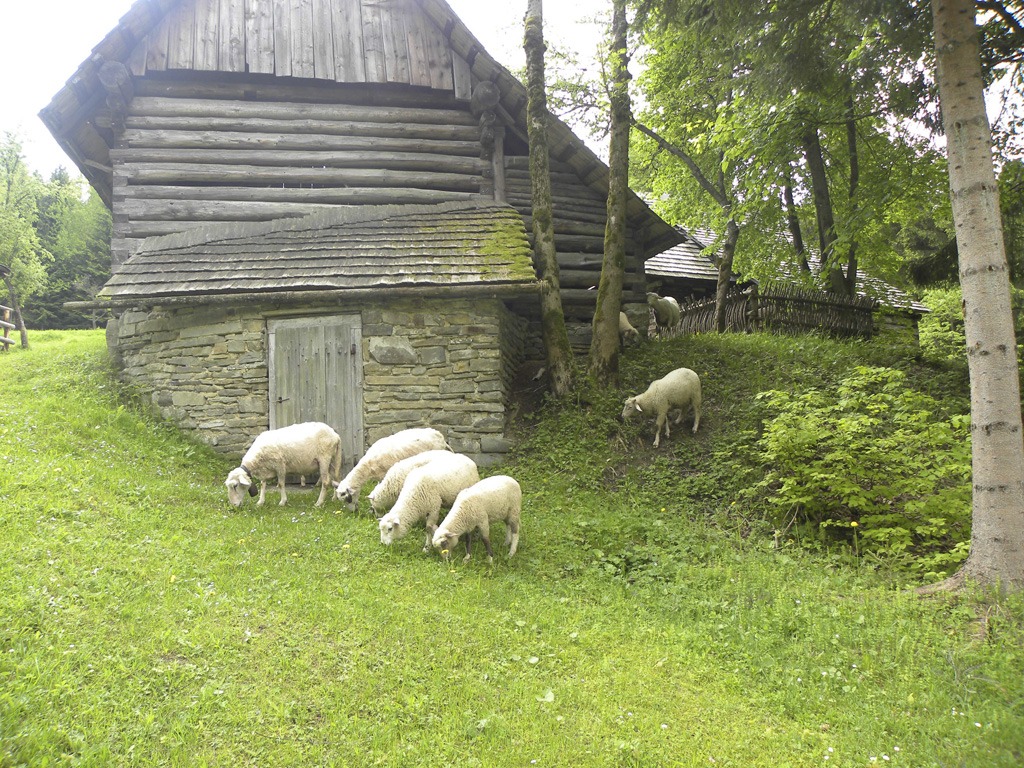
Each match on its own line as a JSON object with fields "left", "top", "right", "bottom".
{"left": 692, "top": 402, "right": 701, "bottom": 433}
{"left": 462, "top": 532, "right": 473, "bottom": 563}
{"left": 277, "top": 472, "right": 288, "bottom": 506}
{"left": 424, "top": 509, "right": 442, "bottom": 552}
{"left": 653, "top": 413, "right": 667, "bottom": 448}
{"left": 314, "top": 458, "right": 330, "bottom": 507}
{"left": 481, "top": 534, "right": 494, "bottom": 564}
{"left": 506, "top": 521, "right": 520, "bottom": 558}
{"left": 257, "top": 481, "right": 267, "bottom": 506}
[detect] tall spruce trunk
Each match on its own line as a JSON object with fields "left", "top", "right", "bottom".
{"left": 589, "top": 0, "right": 629, "bottom": 386}
{"left": 928, "top": 0, "right": 1024, "bottom": 590}
{"left": 524, "top": 0, "right": 573, "bottom": 397}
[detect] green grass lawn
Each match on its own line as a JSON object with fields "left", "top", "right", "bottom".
{"left": 1, "top": 329, "right": 1021, "bottom": 767}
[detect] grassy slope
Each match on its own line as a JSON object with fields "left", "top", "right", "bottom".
{"left": 0, "top": 329, "right": 1021, "bottom": 768}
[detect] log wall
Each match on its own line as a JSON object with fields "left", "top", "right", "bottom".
{"left": 110, "top": 81, "right": 488, "bottom": 263}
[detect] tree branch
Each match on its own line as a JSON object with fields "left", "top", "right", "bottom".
{"left": 631, "top": 119, "right": 730, "bottom": 209}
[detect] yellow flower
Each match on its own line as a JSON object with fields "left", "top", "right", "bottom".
{"left": 851, "top": 522, "right": 859, "bottom": 528}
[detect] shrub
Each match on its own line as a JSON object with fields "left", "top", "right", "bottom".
{"left": 749, "top": 366, "right": 972, "bottom": 577}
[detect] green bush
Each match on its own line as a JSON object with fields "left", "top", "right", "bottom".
{"left": 749, "top": 366, "right": 972, "bottom": 577}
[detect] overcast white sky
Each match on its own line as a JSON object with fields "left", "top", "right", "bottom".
{"left": 0, "top": 0, "right": 607, "bottom": 178}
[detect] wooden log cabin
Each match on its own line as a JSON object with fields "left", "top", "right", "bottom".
{"left": 42, "top": 0, "right": 680, "bottom": 467}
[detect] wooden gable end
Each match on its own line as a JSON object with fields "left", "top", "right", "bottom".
{"left": 126, "top": 0, "right": 471, "bottom": 99}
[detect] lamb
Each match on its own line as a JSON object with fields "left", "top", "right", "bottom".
{"left": 225, "top": 422, "right": 343, "bottom": 507}
{"left": 367, "top": 449, "right": 455, "bottom": 516}
{"left": 333, "top": 427, "right": 449, "bottom": 510}
{"left": 647, "top": 292, "right": 681, "bottom": 336}
{"left": 432, "top": 475, "right": 522, "bottom": 564}
{"left": 619, "top": 311, "right": 641, "bottom": 347}
{"left": 378, "top": 452, "right": 480, "bottom": 551}
{"left": 621, "top": 367, "right": 702, "bottom": 448}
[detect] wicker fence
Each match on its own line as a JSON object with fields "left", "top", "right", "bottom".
{"left": 674, "top": 284, "right": 876, "bottom": 337}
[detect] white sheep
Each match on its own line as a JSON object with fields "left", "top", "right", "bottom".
{"left": 367, "top": 449, "right": 454, "bottom": 516}
{"left": 432, "top": 475, "right": 522, "bottom": 564}
{"left": 225, "top": 422, "right": 343, "bottom": 507}
{"left": 619, "top": 311, "right": 641, "bottom": 346}
{"left": 378, "top": 453, "right": 480, "bottom": 551}
{"left": 333, "top": 427, "right": 449, "bottom": 510}
{"left": 621, "top": 367, "right": 702, "bottom": 448}
{"left": 647, "top": 292, "right": 681, "bottom": 336}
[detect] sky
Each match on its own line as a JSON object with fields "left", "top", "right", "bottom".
{"left": 0, "top": 0, "right": 607, "bottom": 179}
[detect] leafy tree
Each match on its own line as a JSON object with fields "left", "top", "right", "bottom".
{"left": 0, "top": 133, "right": 50, "bottom": 348}
{"left": 524, "top": 0, "right": 574, "bottom": 397}
{"left": 29, "top": 171, "right": 112, "bottom": 329}
{"left": 632, "top": 0, "right": 940, "bottom": 302}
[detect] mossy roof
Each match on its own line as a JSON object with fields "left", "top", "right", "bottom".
{"left": 99, "top": 200, "right": 538, "bottom": 300}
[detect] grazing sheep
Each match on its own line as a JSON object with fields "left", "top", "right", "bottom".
{"left": 334, "top": 427, "right": 449, "bottom": 510}
{"left": 432, "top": 475, "right": 522, "bottom": 564}
{"left": 621, "top": 367, "right": 702, "bottom": 448}
{"left": 225, "top": 422, "right": 343, "bottom": 507}
{"left": 368, "top": 449, "right": 454, "bottom": 516}
{"left": 619, "top": 311, "right": 641, "bottom": 347}
{"left": 647, "top": 292, "right": 681, "bottom": 336}
{"left": 378, "top": 453, "right": 479, "bottom": 551}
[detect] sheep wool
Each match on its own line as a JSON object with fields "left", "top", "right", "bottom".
{"left": 621, "top": 367, "right": 702, "bottom": 448}
{"left": 378, "top": 452, "right": 479, "bottom": 550}
{"left": 225, "top": 422, "right": 343, "bottom": 507}
{"left": 334, "top": 427, "right": 449, "bottom": 510}
{"left": 368, "top": 449, "right": 454, "bottom": 516}
{"left": 647, "top": 292, "right": 681, "bottom": 336}
{"left": 432, "top": 475, "right": 522, "bottom": 564}
{"left": 619, "top": 311, "right": 641, "bottom": 346}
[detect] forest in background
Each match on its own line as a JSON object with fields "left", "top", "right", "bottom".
{"left": 1, "top": 132, "right": 112, "bottom": 331}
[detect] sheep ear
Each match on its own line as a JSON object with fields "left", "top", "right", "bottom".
{"left": 633, "top": 403, "right": 643, "bottom": 413}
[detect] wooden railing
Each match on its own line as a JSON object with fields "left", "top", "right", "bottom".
{"left": 0, "top": 304, "right": 14, "bottom": 351}
{"left": 674, "top": 284, "right": 876, "bottom": 338}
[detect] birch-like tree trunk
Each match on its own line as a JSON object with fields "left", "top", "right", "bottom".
{"left": 589, "top": 0, "right": 629, "bottom": 386}
{"left": 928, "top": 0, "right": 1024, "bottom": 590}
{"left": 524, "top": 0, "right": 573, "bottom": 397}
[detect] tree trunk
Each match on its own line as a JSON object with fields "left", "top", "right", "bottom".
{"left": 842, "top": 94, "right": 860, "bottom": 296}
{"left": 783, "top": 169, "right": 810, "bottom": 273}
{"left": 524, "top": 0, "right": 574, "bottom": 397}
{"left": 714, "top": 219, "right": 740, "bottom": 333}
{"left": 589, "top": 0, "right": 629, "bottom": 386}
{"left": 802, "top": 126, "right": 847, "bottom": 294}
{"left": 1, "top": 272, "right": 29, "bottom": 349}
{"left": 928, "top": 0, "right": 1024, "bottom": 591}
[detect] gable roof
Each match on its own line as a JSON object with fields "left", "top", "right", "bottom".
{"left": 646, "top": 228, "right": 929, "bottom": 315}
{"left": 39, "top": 0, "right": 680, "bottom": 258}
{"left": 98, "top": 199, "right": 538, "bottom": 303}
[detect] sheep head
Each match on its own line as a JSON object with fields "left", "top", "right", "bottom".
{"left": 225, "top": 467, "right": 254, "bottom": 507}
{"left": 379, "top": 513, "right": 403, "bottom": 545}
{"left": 432, "top": 530, "right": 459, "bottom": 560}
{"left": 620, "top": 397, "right": 643, "bottom": 421}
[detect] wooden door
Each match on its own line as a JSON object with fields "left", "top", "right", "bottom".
{"left": 268, "top": 315, "right": 363, "bottom": 472}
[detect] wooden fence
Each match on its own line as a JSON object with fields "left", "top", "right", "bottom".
{"left": 674, "top": 283, "right": 876, "bottom": 338}
{"left": 0, "top": 304, "right": 14, "bottom": 351}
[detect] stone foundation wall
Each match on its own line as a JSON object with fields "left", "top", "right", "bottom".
{"left": 110, "top": 297, "right": 526, "bottom": 464}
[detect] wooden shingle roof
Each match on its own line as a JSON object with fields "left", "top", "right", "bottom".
{"left": 99, "top": 200, "right": 537, "bottom": 301}
{"left": 645, "top": 228, "right": 721, "bottom": 282}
